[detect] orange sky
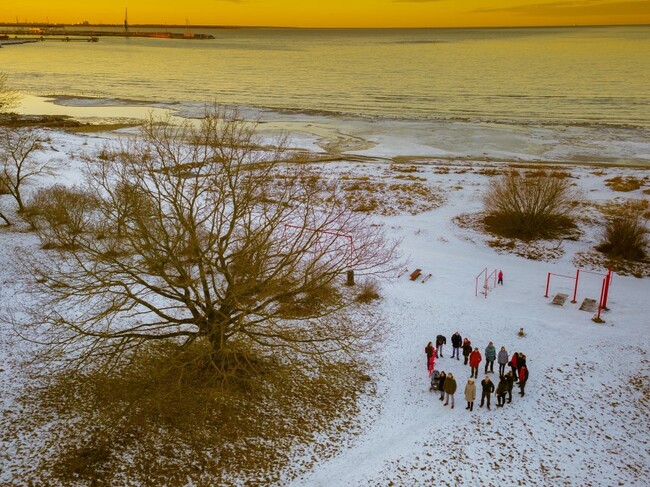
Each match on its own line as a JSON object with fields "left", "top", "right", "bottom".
{"left": 3, "top": 1, "right": 650, "bottom": 28}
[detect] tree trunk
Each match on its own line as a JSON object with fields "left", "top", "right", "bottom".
{"left": 0, "top": 211, "right": 10, "bottom": 226}
{"left": 207, "top": 318, "right": 230, "bottom": 370}
{"left": 16, "top": 191, "right": 24, "bottom": 213}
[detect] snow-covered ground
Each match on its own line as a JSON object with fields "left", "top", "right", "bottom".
{"left": 1, "top": 115, "right": 649, "bottom": 485}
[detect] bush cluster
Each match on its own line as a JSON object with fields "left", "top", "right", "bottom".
{"left": 483, "top": 170, "right": 577, "bottom": 240}
{"left": 596, "top": 203, "right": 648, "bottom": 261}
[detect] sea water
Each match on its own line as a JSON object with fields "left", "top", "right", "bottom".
{"left": 2, "top": 26, "right": 649, "bottom": 126}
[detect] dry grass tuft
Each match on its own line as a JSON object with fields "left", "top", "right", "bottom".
{"left": 605, "top": 176, "right": 647, "bottom": 192}
{"left": 340, "top": 176, "right": 444, "bottom": 216}
{"left": 355, "top": 279, "right": 381, "bottom": 303}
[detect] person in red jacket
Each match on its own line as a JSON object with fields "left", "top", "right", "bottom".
{"left": 518, "top": 364, "right": 529, "bottom": 396}
{"left": 510, "top": 352, "right": 519, "bottom": 382}
{"left": 469, "top": 347, "right": 482, "bottom": 379}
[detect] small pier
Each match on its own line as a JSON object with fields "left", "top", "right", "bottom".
{"left": 0, "top": 36, "right": 99, "bottom": 44}
{"left": 0, "top": 28, "right": 215, "bottom": 41}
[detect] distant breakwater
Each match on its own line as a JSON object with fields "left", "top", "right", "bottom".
{"left": 0, "top": 29, "right": 215, "bottom": 40}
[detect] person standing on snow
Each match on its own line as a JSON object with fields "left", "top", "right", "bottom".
{"left": 469, "top": 347, "right": 482, "bottom": 379}
{"left": 518, "top": 364, "right": 529, "bottom": 397}
{"left": 517, "top": 354, "right": 527, "bottom": 380}
{"left": 427, "top": 353, "right": 436, "bottom": 377}
{"left": 505, "top": 371, "right": 515, "bottom": 403}
{"left": 436, "top": 334, "right": 447, "bottom": 358}
{"left": 437, "top": 371, "right": 447, "bottom": 401}
{"left": 498, "top": 270, "right": 504, "bottom": 285}
{"left": 510, "top": 351, "right": 519, "bottom": 382}
{"left": 484, "top": 341, "right": 496, "bottom": 374}
{"left": 451, "top": 332, "right": 462, "bottom": 360}
{"left": 462, "top": 338, "right": 472, "bottom": 365}
{"left": 464, "top": 378, "right": 476, "bottom": 411}
{"left": 425, "top": 341, "right": 435, "bottom": 369}
{"left": 479, "top": 375, "right": 495, "bottom": 410}
{"left": 495, "top": 376, "right": 508, "bottom": 407}
{"left": 443, "top": 372, "right": 457, "bottom": 409}
{"left": 498, "top": 346, "right": 509, "bottom": 378}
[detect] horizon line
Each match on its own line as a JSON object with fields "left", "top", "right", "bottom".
{"left": 1, "top": 22, "right": 649, "bottom": 30}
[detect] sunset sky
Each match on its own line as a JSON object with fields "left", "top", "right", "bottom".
{"left": 3, "top": 1, "right": 650, "bottom": 28}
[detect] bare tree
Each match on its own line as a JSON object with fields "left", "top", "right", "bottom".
{"left": 483, "top": 170, "right": 577, "bottom": 240}
{"left": 0, "top": 73, "right": 21, "bottom": 113}
{"left": 21, "top": 109, "right": 396, "bottom": 371}
{"left": 0, "top": 126, "right": 48, "bottom": 225}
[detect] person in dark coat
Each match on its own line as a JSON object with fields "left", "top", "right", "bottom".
{"left": 462, "top": 338, "right": 472, "bottom": 365}
{"left": 497, "top": 346, "right": 509, "bottom": 378}
{"left": 451, "top": 331, "right": 462, "bottom": 360}
{"left": 495, "top": 376, "right": 508, "bottom": 407}
{"left": 435, "top": 334, "right": 446, "bottom": 358}
{"left": 479, "top": 376, "right": 494, "bottom": 409}
{"left": 469, "top": 347, "right": 482, "bottom": 379}
{"left": 518, "top": 364, "right": 529, "bottom": 397}
{"left": 425, "top": 341, "right": 435, "bottom": 368}
{"left": 437, "top": 371, "right": 446, "bottom": 401}
{"left": 484, "top": 342, "right": 496, "bottom": 374}
{"left": 505, "top": 371, "right": 514, "bottom": 403}
{"left": 443, "top": 372, "right": 457, "bottom": 409}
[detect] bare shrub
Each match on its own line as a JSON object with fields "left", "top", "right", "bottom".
{"left": 25, "top": 185, "right": 98, "bottom": 249}
{"left": 596, "top": 202, "right": 649, "bottom": 261}
{"left": 355, "top": 279, "right": 381, "bottom": 303}
{"left": 483, "top": 170, "right": 577, "bottom": 240}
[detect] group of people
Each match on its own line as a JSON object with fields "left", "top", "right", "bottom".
{"left": 425, "top": 332, "right": 529, "bottom": 411}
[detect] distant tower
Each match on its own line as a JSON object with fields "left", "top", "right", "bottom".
{"left": 124, "top": 8, "right": 129, "bottom": 32}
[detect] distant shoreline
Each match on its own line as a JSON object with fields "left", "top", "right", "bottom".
{"left": 0, "top": 23, "right": 649, "bottom": 31}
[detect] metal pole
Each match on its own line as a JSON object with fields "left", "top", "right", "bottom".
{"left": 596, "top": 277, "right": 606, "bottom": 320}
{"left": 602, "top": 269, "right": 612, "bottom": 310}
{"left": 545, "top": 272, "right": 551, "bottom": 298}
{"left": 572, "top": 269, "right": 580, "bottom": 303}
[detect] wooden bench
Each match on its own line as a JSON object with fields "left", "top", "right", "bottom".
{"left": 409, "top": 268, "right": 422, "bottom": 281}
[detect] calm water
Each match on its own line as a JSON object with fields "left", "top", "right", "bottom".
{"left": 2, "top": 26, "right": 650, "bottom": 126}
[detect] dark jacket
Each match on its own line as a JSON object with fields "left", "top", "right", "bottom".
{"left": 451, "top": 333, "right": 462, "bottom": 348}
{"left": 480, "top": 378, "right": 494, "bottom": 394}
{"left": 505, "top": 373, "right": 514, "bottom": 392}
{"left": 462, "top": 343, "right": 472, "bottom": 357}
{"left": 518, "top": 355, "right": 527, "bottom": 370}
{"left": 436, "top": 335, "right": 447, "bottom": 346}
{"left": 425, "top": 344, "right": 434, "bottom": 359}
{"left": 438, "top": 374, "right": 446, "bottom": 392}
{"left": 444, "top": 376, "right": 457, "bottom": 394}
{"left": 496, "top": 379, "right": 508, "bottom": 395}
